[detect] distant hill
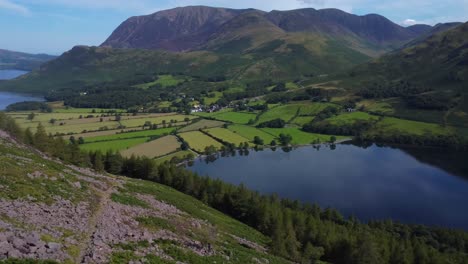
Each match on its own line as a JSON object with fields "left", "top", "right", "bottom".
{"left": 344, "top": 22, "right": 468, "bottom": 125}
{"left": 0, "top": 49, "right": 56, "bottom": 71}
{"left": 349, "top": 22, "right": 468, "bottom": 91}
{"left": 102, "top": 6, "right": 432, "bottom": 56}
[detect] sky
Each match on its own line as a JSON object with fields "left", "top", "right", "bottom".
{"left": 0, "top": 0, "right": 467, "bottom": 55}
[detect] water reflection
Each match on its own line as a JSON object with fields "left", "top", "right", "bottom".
{"left": 188, "top": 143, "right": 468, "bottom": 229}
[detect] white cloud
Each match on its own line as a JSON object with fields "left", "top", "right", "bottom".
{"left": 0, "top": 0, "right": 29, "bottom": 15}
{"left": 402, "top": 19, "right": 417, "bottom": 26}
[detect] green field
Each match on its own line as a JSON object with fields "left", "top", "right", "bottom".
{"left": 121, "top": 135, "right": 180, "bottom": 158}
{"left": 205, "top": 128, "right": 250, "bottom": 145}
{"left": 261, "top": 127, "right": 347, "bottom": 145}
{"left": 228, "top": 124, "right": 276, "bottom": 143}
{"left": 291, "top": 116, "right": 315, "bottom": 126}
{"left": 203, "top": 91, "right": 223, "bottom": 105}
{"left": 298, "top": 103, "right": 338, "bottom": 116}
{"left": 178, "top": 119, "right": 225, "bottom": 133}
{"left": 155, "top": 150, "right": 194, "bottom": 164}
{"left": 256, "top": 104, "right": 302, "bottom": 124}
{"left": 40, "top": 121, "right": 120, "bottom": 134}
{"left": 80, "top": 137, "right": 149, "bottom": 152}
{"left": 178, "top": 131, "right": 223, "bottom": 152}
{"left": 369, "top": 117, "right": 454, "bottom": 136}
{"left": 210, "top": 111, "right": 258, "bottom": 124}
{"left": 52, "top": 108, "right": 126, "bottom": 113}
{"left": 84, "top": 127, "right": 176, "bottom": 143}
{"left": 119, "top": 115, "right": 193, "bottom": 128}
{"left": 325, "top": 112, "right": 380, "bottom": 125}
{"left": 134, "top": 75, "right": 185, "bottom": 89}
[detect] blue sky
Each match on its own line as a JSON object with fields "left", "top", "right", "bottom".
{"left": 1, "top": 0, "right": 467, "bottom": 55}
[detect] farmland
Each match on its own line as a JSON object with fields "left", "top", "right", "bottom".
{"left": 6, "top": 98, "right": 461, "bottom": 162}
{"left": 155, "top": 150, "right": 194, "bottom": 164}
{"left": 256, "top": 104, "right": 301, "bottom": 124}
{"left": 121, "top": 135, "right": 181, "bottom": 158}
{"left": 83, "top": 127, "right": 176, "bottom": 143}
{"left": 205, "top": 128, "right": 250, "bottom": 145}
{"left": 177, "top": 119, "right": 225, "bottom": 133}
{"left": 80, "top": 137, "right": 149, "bottom": 152}
{"left": 368, "top": 117, "right": 455, "bottom": 137}
{"left": 261, "top": 127, "right": 347, "bottom": 145}
{"left": 178, "top": 131, "right": 223, "bottom": 152}
{"left": 119, "top": 115, "right": 194, "bottom": 128}
{"left": 324, "top": 112, "right": 380, "bottom": 125}
{"left": 208, "top": 111, "right": 258, "bottom": 124}
{"left": 228, "top": 124, "right": 276, "bottom": 143}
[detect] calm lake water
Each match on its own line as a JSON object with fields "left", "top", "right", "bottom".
{"left": 0, "top": 92, "right": 45, "bottom": 110}
{"left": 0, "top": 69, "right": 28, "bottom": 80}
{"left": 188, "top": 143, "right": 468, "bottom": 230}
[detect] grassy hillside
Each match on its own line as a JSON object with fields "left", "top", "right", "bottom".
{"left": 0, "top": 129, "right": 288, "bottom": 263}
{"left": 0, "top": 31, "right": 371, "bottom": 94}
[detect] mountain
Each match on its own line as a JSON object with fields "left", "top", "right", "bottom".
{"left": 345, "top": 22, "right": 468, "bottom": 125}
{"left": 0, "top": 49, "right": 56, "bottom": 71}
{"left": 102, "top": 6, "right": 431, "bottom": 56}
{"left": 102, "top": 6, "right": 251, "bottom": 51}
{"left": 0, "top": 126, "right": 287, "bottom": 263}
{"left": 350, "top": 22, "right": 468, "bottom": 90}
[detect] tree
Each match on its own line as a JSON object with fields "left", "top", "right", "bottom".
{"left": 27, "top": 112, "right": 35, "bottom": 121}
{"left": 92, "top": 151, "right": 105, "bottom": 172}
{"left": 49, "top": 118, "right": 56, "bottom": 125}
{"left": 270, "top": 140, "right": 277, "bottom": 146}
{"left": 279, "top": 134, "right": 293, "bottom": 146}
{"left": 78, "top": 137, "right": 85, "bottom": 145}
{"left": 330, "top": 136, "right": 337, "bottom": 143}
{"left": 34, "top": 123, "right": 49, "bottom": 152}
{"left": 24, "top": 128, "right": 34, "bottom": 145}
{"left": 253, "top": 136, "right": 264, "bottom": 145}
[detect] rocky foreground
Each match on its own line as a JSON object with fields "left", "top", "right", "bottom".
{"left": 0, "top": 131, "right": 282, "bottom": 263}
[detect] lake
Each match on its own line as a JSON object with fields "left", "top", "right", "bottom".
{"left": 0, "top": 69, "right": 29, "bottom": 80}
{"left": 188, "top": 143, "right": 468, "bottom": 230}
{"left": 0, "top": 92, "right": 45, "bottom": 110}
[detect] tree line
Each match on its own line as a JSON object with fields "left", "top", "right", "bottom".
{"left": 0, "top": 113, "right": 467, "bottom": 264}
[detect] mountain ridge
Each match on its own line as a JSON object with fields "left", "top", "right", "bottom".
{"left": 0, "top": 49, "right": 56, "bottom": 71}
{"left": 101, "top": 6, "right": 433, "bottom": 55}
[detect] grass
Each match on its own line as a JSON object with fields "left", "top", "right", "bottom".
{"left": 136, "top": 216, "right": 175, "bottom": 232}
{"left": 121, "top": 135, "right": 181, "bottom": 158}
{"left": 123, "top": 180, "right": 270, "bottom": 246}
{"left": 324, "top": 112, "right": 380, "bottom": 125}
{"left": 80, "top": 137, "right": 149, "bottom": 152}
{"left": 369, "top": 117, "right": 455, "bottom": 137}
{"left": 111, "top": 193, "right": 149, "bottom": 208}
{"left": 84, "top": 128, "right": 175, "bottom": 143}
{"left": 39, "top": 121, "right": 120, "bottom": 135}
{"left": 178, "top": 119, "right": 225, "bottom": 133}
{"left": 155, "top": 150, "right": 194, "bottom": 164}
{"left": 203, "top": 91, "right": 223, "bottom": 105}
{"left": 298, "top": 103, "right": 339, "bottom": 116}
{"left": 119, "top": 115, "right": 193, "bottom": 128}
{"left": 256, "top": 104, "right": 302, "bottom": 124}
{"left": 228, "top": 124, "right": 276, "bottom": 143}
{"left": 261, "top": 127, "right": 347, "bottom": 145}
{"left": 178, "top": 131, "right": 223, "bottom": 152}
{"left": 209, "top": 111, "right": 258, "bottom": 125}
{"left": 134, "top": 75, "right": 185, "bottom": 89}
{"left": 291, "top": 116, "right": 315, "bottom": 126}
{"left": 205, "top": 128, "right": 250, "bottom": 145}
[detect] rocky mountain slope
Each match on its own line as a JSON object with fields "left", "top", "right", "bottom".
{"left": 0, "top": 130, "right": 286, "bottom": 263}
{"left": 102, "top": 6, "right": 431, "bottom": 55}
{"left": 0, "top": 49, "right": 56, "bottom": 71}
